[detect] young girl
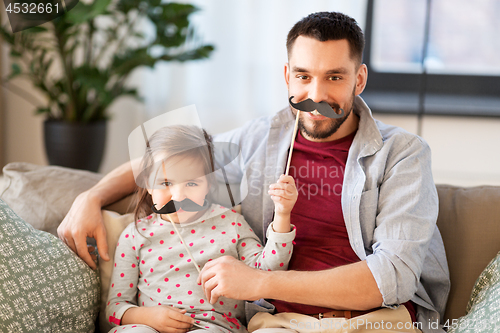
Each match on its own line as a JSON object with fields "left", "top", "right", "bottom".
{"left": 106, "top": 125, "right": 297, "bottom": 333}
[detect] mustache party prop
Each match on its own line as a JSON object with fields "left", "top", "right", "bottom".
{"left": 288, "top": 96, "right": 345, "bottom": 118}
{"left": 151, "top": 198, "right": 209, "bottom": 214}
{"left": 284, "top": 97, "right": 345, "bottom": 175}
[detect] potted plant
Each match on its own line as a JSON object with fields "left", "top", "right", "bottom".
{"left": 0, "top": 0, "right": 214, "bottom": 172}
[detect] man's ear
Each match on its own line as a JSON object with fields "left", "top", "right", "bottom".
{"left": 284, "top": 62, "right": 290, "bottom": 89}
{"left": 355, "top": 63, "right": 368, "bottom": 95}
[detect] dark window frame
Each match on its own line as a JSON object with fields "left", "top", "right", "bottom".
{"left": 360, "top": 0, "right": 500, "bottom": 117}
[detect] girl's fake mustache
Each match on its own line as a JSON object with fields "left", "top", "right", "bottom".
{"left": 152, "top": 199, "right": 209, "bottom": 214}
{"left": 289, "top": 96, "right": 345, "bottom": 118}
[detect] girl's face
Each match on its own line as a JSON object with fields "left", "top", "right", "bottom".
{"left": 147, "top": 155, "right": 209, "bottom": 223}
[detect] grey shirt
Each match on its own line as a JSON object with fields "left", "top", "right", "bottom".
{"left": 214, "top": 96, "right": 450, "bottom": 333}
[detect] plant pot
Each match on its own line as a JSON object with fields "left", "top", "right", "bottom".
{"left": 44, "top": 119, "right": 107, "bottom": 172}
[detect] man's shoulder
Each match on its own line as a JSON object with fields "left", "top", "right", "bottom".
{"left": 374, "top": 118, "right": 430, "bottom": 152}
{"left": 355, "top": 96, "right": 429, "bottom": 151}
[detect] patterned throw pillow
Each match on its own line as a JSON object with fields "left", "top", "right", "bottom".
{"left": 447, "top": 251, "right": 500, "bottom": 333}
{"left": 0, "top": 199, "right": 100, "bottom": 333}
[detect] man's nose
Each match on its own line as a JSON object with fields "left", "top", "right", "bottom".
{"left": 308, "top": 79, "right": 329, "bottom": 103}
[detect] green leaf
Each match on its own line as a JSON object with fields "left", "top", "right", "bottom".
{"left": 9, "top": 49, "right": 22, "bottom": 58}
{"left": 35, "top": 107, "right": 51, "bottom": 115}
{"left": 65, "top": 0, "right": 113, "bottom": 24}
{"left": 25, "top": 26, "right": 48, "bottom": 34}
{"left": 110, "top": 48, "right": 156, "bottom": 76}
{"left": 8, "top": 63, "right": 22, "bottom": 80}
{"left": 0, "top": 26, "right": 15, "bottom": 45}
{"left": 2, "top": 0, "right": 214, "bottom": 122}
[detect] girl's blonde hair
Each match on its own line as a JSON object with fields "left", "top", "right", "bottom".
{"left": 133, "top": 125, "right": 216, "bottom": 223}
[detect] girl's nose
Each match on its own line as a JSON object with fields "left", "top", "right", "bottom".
{"left": 169, "top": 185, "right": 186, "bottom": 201}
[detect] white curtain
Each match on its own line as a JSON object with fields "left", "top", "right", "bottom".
{"left": 102, "top": 0, "right": 366, "bottom": 172}
{"left": 137, "top": 0, "right": 367, "bottom": 135}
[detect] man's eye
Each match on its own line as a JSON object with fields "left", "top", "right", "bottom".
{"left": 328, "top": 76, "right": 340, "bottom": 81}
{"left": 297, "top": 75, "right": 309, "bottom": 80}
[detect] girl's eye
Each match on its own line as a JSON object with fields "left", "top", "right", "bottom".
{"left": 161, "top": 181, "right": 171, "bottom": 187}
{"left": 187, "top": 182, "right": 198, "bottom": 187}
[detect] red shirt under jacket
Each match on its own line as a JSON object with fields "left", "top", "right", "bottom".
{"left": 270, "top": 129, "right": 416, "bottom": 323}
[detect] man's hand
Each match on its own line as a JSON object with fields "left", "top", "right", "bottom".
{"left": 122, "top": 305, "right": 194, "bottom": 333}
{"left": 57, "top": 190, "right": 109, "bottom": 270}
{"left": 197, "top": 256, "right": 267, "bottom": 304}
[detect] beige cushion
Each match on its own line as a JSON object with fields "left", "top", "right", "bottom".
{"left": 0, "top": 162, "right": 136, "bottom": 236}
{"left": 436, "top": 185, "right": 500, "bottom": 322}
{"left": 0, "top": 162, "right": 102, "bottom": 235}
{"left": 98, "top": 210, "right": 135, "bottom": 333}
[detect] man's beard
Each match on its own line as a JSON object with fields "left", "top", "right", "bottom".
{"left": 294, "top": 89, "right": 356, "bottom": 140}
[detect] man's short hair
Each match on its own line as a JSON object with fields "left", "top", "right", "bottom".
{"left": 286, "top": 12, "right": 365, "bottom": 65}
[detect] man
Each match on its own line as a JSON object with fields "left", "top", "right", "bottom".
{"left": 59, "top": 12, "right": 449, "bottom": 333}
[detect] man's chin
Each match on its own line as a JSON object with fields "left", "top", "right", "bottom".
{"left": 300, "top": 118, "right": 340, "bottom": 139}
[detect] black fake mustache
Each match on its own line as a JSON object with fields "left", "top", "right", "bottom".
{"left": 289, "top": 96, "right": 345, "bottom": 118}
{"left": 152, "top": 199, "right": 209, "bottom": 214}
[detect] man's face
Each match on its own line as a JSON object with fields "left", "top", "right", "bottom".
{"left": 285, "top": 36, "right": 367, "bottom": 141}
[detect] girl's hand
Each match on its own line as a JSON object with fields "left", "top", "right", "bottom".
{"left": 122, "top": 305, "right": 194, "bottom": 333}
{"left": 268, "top": 174, "right": 298, "bottom": 217}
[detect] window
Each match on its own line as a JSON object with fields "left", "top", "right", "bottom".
{"left": 361, "top": 0, "right": 500, "bottom": 117}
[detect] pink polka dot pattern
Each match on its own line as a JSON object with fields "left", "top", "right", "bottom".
{"left": 107, "top": 205, "right": 293, "bottom": 333}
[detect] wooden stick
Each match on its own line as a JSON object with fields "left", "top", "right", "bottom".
{"left": 285, "top": 110, "right": 300, "bottom": 176}
{"left": 170, "top": 219, "right": 201, "bottom": 274}
{"left": 161, "top": 161, "right": 201, "bottom": 274}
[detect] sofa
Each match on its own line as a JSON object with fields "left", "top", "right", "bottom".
{"left": 1, "top": 162, "right": 500, "bottom": 332}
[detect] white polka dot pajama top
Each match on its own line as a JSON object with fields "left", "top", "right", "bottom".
{"left": 106, "top": 204, "right": 296, "bottom": 332}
